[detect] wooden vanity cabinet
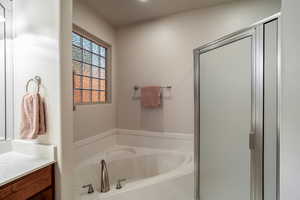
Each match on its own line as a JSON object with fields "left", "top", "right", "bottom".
{"left": 29, "top": 188, "right": 53, "bottom": 200}
{"left": 0, "top": 164, "right": 55, "bottom": 200}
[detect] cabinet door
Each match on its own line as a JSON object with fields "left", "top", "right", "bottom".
{"left": 28, "top": 188, "right": 53, "bottom": 200}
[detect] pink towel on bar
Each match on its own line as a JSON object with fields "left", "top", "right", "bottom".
{"left": 141, "top": 86, "right": 161, "bottom": 108}
{"left": 20, "top": 93, "right": 46, "bottom": 139}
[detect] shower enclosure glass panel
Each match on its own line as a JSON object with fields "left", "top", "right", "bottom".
{"left": 0, "top": 3, "right": 5, "bottom": 140}
{"left": 198, "top": 37, "right": 253, "bottom": 200}
{"left": 194, "top": 15, "right": 280, "bottom": 200}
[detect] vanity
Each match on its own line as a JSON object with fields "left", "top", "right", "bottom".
{"left": 0, "top": 165, "right": 54, "bottom": 200}
{"left": 0, "top": 141, "right": 56, "bottom": 200}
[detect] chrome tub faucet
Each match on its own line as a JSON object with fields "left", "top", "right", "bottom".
{"left": 100, "top": 160, "right": 110, "bottom": 193}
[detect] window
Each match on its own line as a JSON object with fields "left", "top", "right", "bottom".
{"left": 72, "top": 25, "right": 111, "bottom": 105}
{"left": 0, "top": 0, "right": 13, "bottom": 140}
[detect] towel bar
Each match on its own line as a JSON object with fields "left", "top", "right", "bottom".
{"left": 133, "top": 85, "right": 172, "bottom": 91}
{"left": 26, "top": 76, "right": 41, "bottom": 93}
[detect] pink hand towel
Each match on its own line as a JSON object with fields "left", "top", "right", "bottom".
{"left": 38, "top": 94, "right": 46, "bottom": 135}
{"left": 20, "top": 93, "right": 46, "bottom": 139}
{"left": 141, "top": 86, "right": 161, "bottom": 108}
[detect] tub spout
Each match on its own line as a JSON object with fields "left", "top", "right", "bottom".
{"left": 100, "top": 160, "right": 110, "bottom": 193}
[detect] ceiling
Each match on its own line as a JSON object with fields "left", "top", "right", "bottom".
{"left": 83, "top": 0, "right": 240, "bottom": 27}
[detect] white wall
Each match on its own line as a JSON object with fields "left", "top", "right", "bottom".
{"left": 14, "top": 0, "right": 74, "bottom": 199}
{"left": 14, "top": 0, "right": 60, "bottom": 144}
{"left": 116, "top": 0, "right": 281, "bottom": 134}
{"left": 281, "top": 0, "right": 300, "bottom": 199}
{"left": 73, "top": 0, "right": 117, "bottom": 141}
{"left": 59, "top": 0, "right": 75, "bottom": 199}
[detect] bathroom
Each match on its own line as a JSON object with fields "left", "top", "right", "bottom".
{"left": 1, "top": 0, "right": 300, "bottom": 199}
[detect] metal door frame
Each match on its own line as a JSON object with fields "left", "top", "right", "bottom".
{"left": 193, "top": 13, "right": 280, "bottom": 200}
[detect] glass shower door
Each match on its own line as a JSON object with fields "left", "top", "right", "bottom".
{"left": 195, "top": 32, "right": 262, "bottom": 200}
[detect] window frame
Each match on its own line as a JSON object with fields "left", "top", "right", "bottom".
{"left": 72, "top": 24, "right": 112, "bottom": 107}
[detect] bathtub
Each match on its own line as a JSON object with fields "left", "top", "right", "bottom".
{"left": 75, "top": 145, "right": 194, "bottom": 200}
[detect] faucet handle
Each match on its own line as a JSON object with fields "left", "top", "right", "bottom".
{"left": 82, "top": 184, "right": 94, "bottom": 194}
{"left": 116, "top": 178, "right": 127, "bottom": 190}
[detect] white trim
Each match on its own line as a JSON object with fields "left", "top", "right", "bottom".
{"left": 251, "top": 12, "right": 281, "bottom": 27}
{"left": 74, "top": 128, "right": 193, "bottom": 148}
{"left": 74, "top": 128, "right": 117, "bottom": 148}
{"left": 116, "top": 129, "right": 193, "bottom": 140}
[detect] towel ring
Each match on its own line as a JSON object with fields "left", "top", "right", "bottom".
{"left": 26, "top": 76, "right": 41, "bottom": 93}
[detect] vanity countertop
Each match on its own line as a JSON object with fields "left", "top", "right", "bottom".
{"left": 0, "top": 140, "right": 56, "bottom": 187}
{"left": 0, "top": 152, "right": 55, "bottom": 187}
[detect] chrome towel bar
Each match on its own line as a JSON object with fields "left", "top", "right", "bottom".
{"left": 25, "top": 76, "right": 41, "bottom": 93}
{"left": 133, "top": 85, "right": 172, "bottom": 91}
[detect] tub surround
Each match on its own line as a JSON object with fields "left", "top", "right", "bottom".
{"left": 116, "top": 129, "right": 193, "bottom": 152}
{"left": 0, "top": 140, "right": 56, "bottom": 187}
{"left": 74, "top": 129, "right": 193, "bottom": 163}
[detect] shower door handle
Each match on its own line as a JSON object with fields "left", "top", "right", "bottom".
{"left": 249, "top": 132, "right": 255, "bottom": 150}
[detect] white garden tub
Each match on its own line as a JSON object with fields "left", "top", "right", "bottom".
{"left": 75, "top": 146, "right": 194, "bottom": 200}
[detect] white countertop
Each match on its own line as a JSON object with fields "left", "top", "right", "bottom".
{"left": 0, "top": 140, "right": 56, "bottom": 187}
{"left": 0, "top": 152, "right": 55, "bottom": 186}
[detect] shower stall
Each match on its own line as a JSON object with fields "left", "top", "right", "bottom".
{"left": 194, "top": 14, "right": 280, "bottom": 200}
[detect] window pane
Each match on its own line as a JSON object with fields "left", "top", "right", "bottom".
{"left": 83, "top": 64, "right": 91, "bottom": 76}
{"left": 72, "top": 31, "right": 110, "bottom": 105}
{"left": 92, "top": 90, "right": 99, "bottom": 103}
{"left": 100, "top": 80, "right": 106, "bottom": 90}
{"left": 72, "top": 33, "right": 81, "bottom": 47}
{"left": 100, "top": 91, "right": 106, "bottom": 102}
{"left": 92, "top": 66, "right": 100, "bottom": 78}
{"left": 72, "top": 46, "right": 82, "bottom": 61}
{"left": 83, "top": 38, "right": 91, "bottom": 51}
{"left": 100, "top": 68, "right": 105, "bottom": 79}
{"left": 74, "top": 89, "right": 81, "bottom": 104}
{"left": 82, "top": 90, "right": 91, "bottom": 103}
{"left": 83, "top": 50, "right": 92, "bottom": 64}
{"left": 92, "top": 54, "right": 100, "bottom": 66}
{"left": 92, "top": 78, "right": 100, "bottom": 90}
{"left": 83, "top": 77, "right": 91, "bottom": 89}
{"left": 92, "top": 43, "right": 99, "bottom": 54}
{"left": 74, "top": 75, "right": 81, "bottom": 89}
{"left": 100, "top": 46, "right": 106, "bottom": 57}
{"left": 73, "top": 60, "right": 81, "bottom": 74}
{"left": 100, "top": 57, "right": 106, "bottom": 68}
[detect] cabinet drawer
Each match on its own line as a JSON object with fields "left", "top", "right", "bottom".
{"left": 12, "top": 165, "right": 52, "bottom": 193}
{"left": 9, "top": 177, "right": 52, "bottom": 200}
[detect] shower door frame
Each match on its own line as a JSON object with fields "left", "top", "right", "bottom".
{"left": 193, "top": 13, "right": 281, "bottom": 200}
